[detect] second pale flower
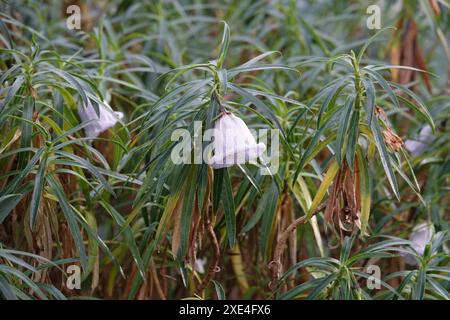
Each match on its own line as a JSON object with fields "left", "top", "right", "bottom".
{"left": 78, "top": 100, "right": 124, "bottom": 138}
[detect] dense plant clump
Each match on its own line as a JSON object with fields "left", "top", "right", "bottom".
{"left": 0, "top": 0, "right": 449, "bottom": 300}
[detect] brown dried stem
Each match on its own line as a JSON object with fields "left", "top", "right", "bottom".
{"left": 198, "top": 215, "right": 220, "bottom": 292}
{"left": 269, "top": 201, "right": 327, "bottom": 291}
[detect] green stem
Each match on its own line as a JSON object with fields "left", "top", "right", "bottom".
{"left": 351, "top": 51, "right": 363, "bottom": 111}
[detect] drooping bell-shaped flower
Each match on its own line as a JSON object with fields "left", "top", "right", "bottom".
{"left": 78, "top": 100, "right": 123, "bottom": 138}
{"left": 409, "top": 223, "right": 433, "bottom": 256}
{"left": 404, "top": 125, "right": 433, "bottom": 157}
{"left": 210, "top": 112, "right": 266, "bottom": 169}
{"left": 404, "top": 222, "right": 433, "bottom": 265}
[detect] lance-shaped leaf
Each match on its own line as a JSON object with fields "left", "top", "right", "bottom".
{"left": 356, "top": 146, "right": 371, "bottom": 236}
{"left": 47, "top": 174, "right": 87, "bottom": 270}
{"left": 222, "top": 168, "right": 236, "bottom": 248}
{"left": 370, "top": 119, "right": 400, "bottom": 199}
{"left": 29, "top": 153, "right": 47, "bottom": 228}
{"left": 308, "top": 158, "right": 339, "bottom": 219}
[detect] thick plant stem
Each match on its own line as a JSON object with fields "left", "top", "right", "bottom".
{"left": 351, "top": 51, "right": 363, "bottom": 112}
{"left": 198, "top": 215, "right": 220, "bottom": 293}
{"left": 269, "top": 201, "right": 327, "bottom": 291}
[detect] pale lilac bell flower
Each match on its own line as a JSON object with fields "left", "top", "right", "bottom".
{"left": 210, "top": 112, "right": 266, "bottom": 169}
{"left": 404, "top": 222, "right": 434, "bottom": 265}
{"left": 78, "top": 100, "right": 123, "bottom": 138}
{"left": 404, "top": 125, "right": 433, "bottom": 157}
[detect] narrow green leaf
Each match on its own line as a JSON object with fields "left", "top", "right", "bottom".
{"left": 222, "top": 168, "right": 236, "bottom": 248}
{"left": 259, "top": 181, "right": 279, "bottom": 259}
{"left": 345, "top": 110, "right": 359, "bottom": 168}
{"left": 363, "top": 78, "right": 376, "bottom": 126}
{"left": 1, "top": 148, "right": 44, "bottom": 197}
{"left": 364, "top": 68, "right": 400, "bottom": 109}
{"left": 100, "top": 201, "right": 146, "bottom": 280}
{"left": 0, "top": 194, "right": 24, "bottom": 224}
{"left": 18, "top": 96, "right": 34, "bottom": 168}
{"left": 308, "top": 158, "right": 339, "bottom": 218}
{"left": 217, "top": 21, "right": 230, "bottom": 69}
{"left": 357, "top": 27, "right": 393, "bottom": 62}
{"left": 241, "top": 181, "right": 276, "bottom": 234}
{"left": 178, "top": 166, "right": 197, "bottom": 259}
{"left": 47, "top": 175, "right": 87, "bottom": 270}
{"left": 55, "top": 150, "right": 115, "bottom": 196}
{"left": 357, "top": 146, "right": 371, "bottom": 236}
{"left": 213, "top": 168, "right": 224, "bottom": 214}
{"left": 0, "top": 76, "right": 24, "bottom": 113}
{"left": 294, "top": 111, "right": 339, "bottom": 182}
{"left": 228, "top": 83, "right": 286, "bottom": 139}
{"left": 212, "top": 280, "right": 226, "bottom": 300}
{"left": 306, "top": 273, "right": 338, "bottom": 300}
{"left": 414, "top": 269, "right": 426, "bottom": 300}
{"left": 370, "top": 119, "right": 400, "bottom": 199}
{"left": 336, "top": 96, "right": 354, "bottom": 165}
{"left": 29, "top": 154, "right": 47, "bottom": 229}
{"left": 390, "top": 83, "right": 435, "bottom": 132}
{"left": 0, "top": 275, "right": 16, "bottom": 300}
{"left": 339, "top": 236, "right": 354, "bottom": 262}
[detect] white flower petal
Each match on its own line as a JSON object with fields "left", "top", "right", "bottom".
{"left": 78, "top": 100, "right": 123, "bottom": 138}
{"left": 410, "top": 223, "right": 433, "bottom": 256}
{"left": 405, "top": 125, "right": 434, "bottom": 157}
{"left": 404, "top": 222, "right": 433, "bottom": 266}
{"left": 210, "top": 113, "right": 266, "bottom": 169}
{"left": 195, "top": 257, "right": 207, "bottom": 274}
{"left": 404, "top": 140, "right": 427, "bottom": 157}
